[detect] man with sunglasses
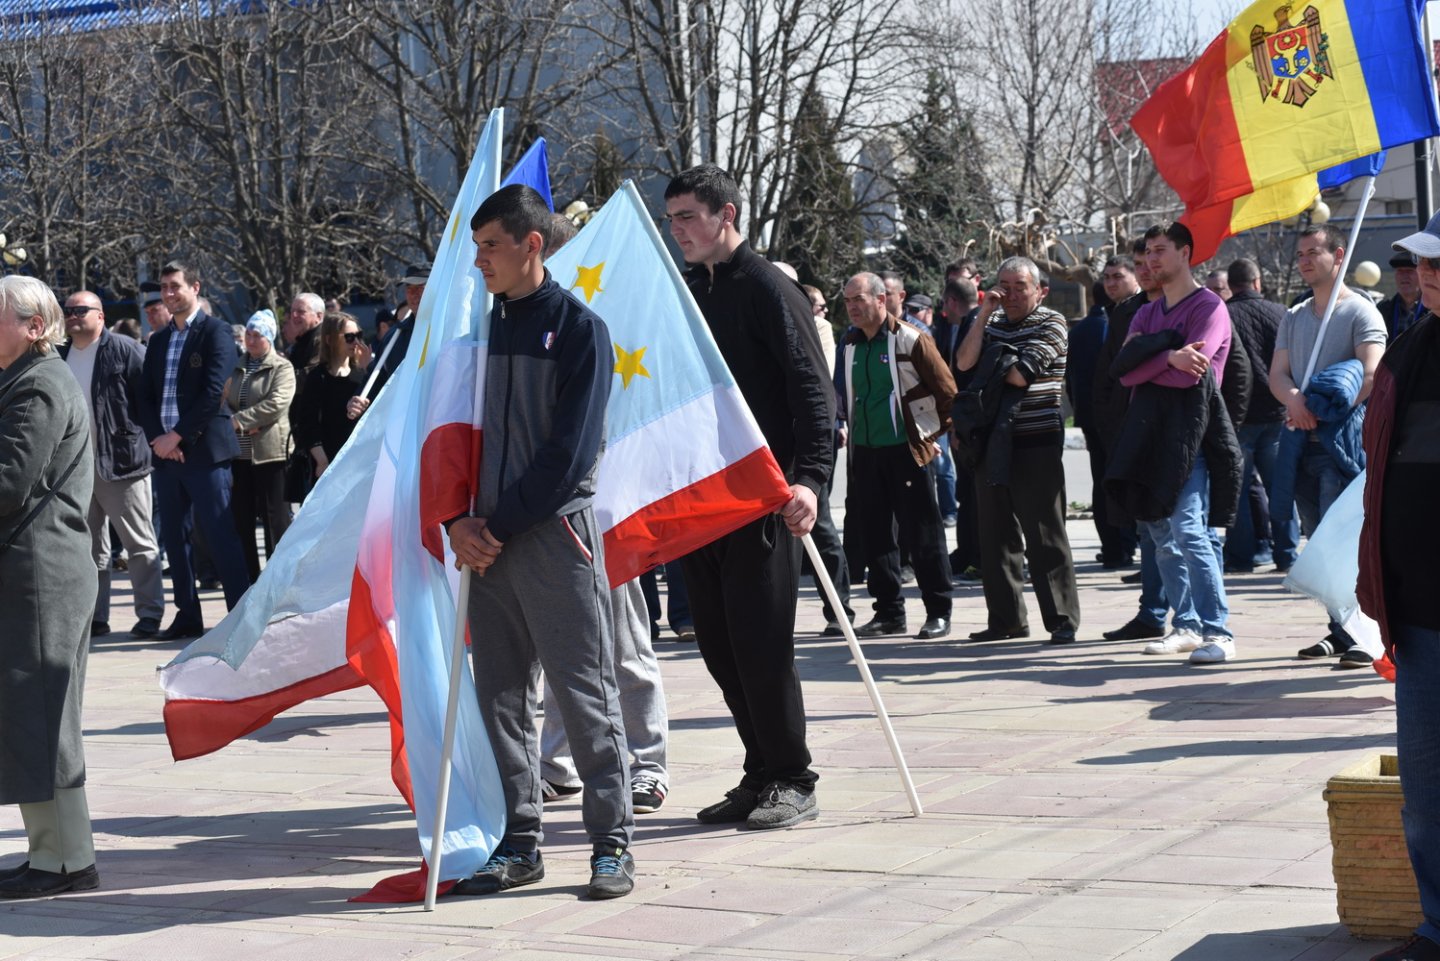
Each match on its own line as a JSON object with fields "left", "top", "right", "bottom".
{"left": 59, "top": 292, "right": 165, "bottom": 639}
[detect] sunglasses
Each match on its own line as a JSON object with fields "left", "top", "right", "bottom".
{"left": 62, "top": 306, "right": 97, "bottom": 317}
{"left": 343, "top": 331, "right": 363, "bottom": 344}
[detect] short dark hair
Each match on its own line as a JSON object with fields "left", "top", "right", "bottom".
{"left": 1103, "top": 255, "right": 1135, "bottom": 273}
{"left": 1228, "top": 258, "right": 1261, "bottom": 289}
{"left": 878, "top": 270, "right": 904, "bottom": 287}
{"left": 161, "top": 260, "right": 200, "bottom": 288}
{"left": 664, "top": 163, "right": 743, "bottom": 223}
{"left": 1091, "top": 281, "right": 1113, "bottom": 310}
{"left": 1299, "top": 224, "right": 1343, "bottom": 253}
{"left": 1143, "top": 222, "right": 1194, "bottom": 255}
{"left": 946, "top": 257, "right": 981, "bottom": 278}
{"left": 944, "top": 277, "right": 978, "bottom": 306}
{"left": 546, "top": 212, "right": 578, "bottom": 252}
{"left": 469, "top": 184, "right": 552, "bottom": 242}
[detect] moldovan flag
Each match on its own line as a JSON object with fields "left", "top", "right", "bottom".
{"left": 160, "top": 111, "right": 511, "bottom": 899}
{"left": 546, "top": 180, "right": 793, "bottom": 586}
{"left": 1130, "top": 0, "right": 1439, "bottom": 261}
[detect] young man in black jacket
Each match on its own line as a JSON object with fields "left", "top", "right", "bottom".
{"left": 664, "top": 164, "right": 834, "bottom": 830}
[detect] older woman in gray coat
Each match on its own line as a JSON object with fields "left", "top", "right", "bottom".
{"left": 0, "top": 275, "right": 99, "bottom": 898}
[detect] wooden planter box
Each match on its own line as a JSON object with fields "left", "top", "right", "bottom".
{"left": 1325, "top": 754, "right": 1424, "bottom": 939}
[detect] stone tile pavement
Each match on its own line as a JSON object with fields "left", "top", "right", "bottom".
{"left": 0, "top": 517, "right": 1406, "bottom": 961}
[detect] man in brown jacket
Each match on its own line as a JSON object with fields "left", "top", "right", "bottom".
{"left": 841, "top": 272, "right": 957, "bottom": 640}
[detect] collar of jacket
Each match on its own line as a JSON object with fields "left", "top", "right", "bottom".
{"left": 843, "top": 314, "right": 902, "bottom": 345}
{"left": 495, "top": 269, "right": 562, "bottom": 320}
{"left": 1228, "top": 288, "right": 1264, "bottom": 304}
{"left": 682, "top": 240, "right": 756, "bottom": 285}
{"left": 238, "top": 347, "right": 284, "bottom": 372}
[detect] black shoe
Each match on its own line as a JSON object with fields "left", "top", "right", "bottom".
{"left": 1103, "top": 618, "right": 1165, "bottom": 641}
{"left": 953, "top": 565, "right": 983, "bottom": 584}
{"left": 966, "top": 627, "right": 1030, "bottom": 643}
{"left": 821, "top": 621, "right": 847, "bottom": 637}
{"left": 1049, "top": 629, "right": 1077, "bottom": 645}
{"left": 745, "top": 783, "right": 819, "bottom": 830}
{"left": 90, "top": 621, "right": 110, "bottom": 638}
{"left": 696, "top": 785, "right": 759, "bottom": 824}
{"left": 0, "top": 864, "right": 99, "bottom": 899}
{"left": 1102, "top": 557, "right": 1136, "bottom": 570}
{"left": 452, "top": 847, "right": 544, "bottom": 895}
{"left": 631, "top": 774, "right": 666, "bottom": 814}
{"left": 198, "top": 578, "right": 222, "bottom": 591}
{"left": 1337, "top": 649, "right": 1376, "bottom": 670}
{"left": 1297, "top": 637, "right": 1344, "bottom": 659}
{"left": 158, "top": 621, "right": 205, "bottom": 641}
{"left": 129, "top": 617, "right": 162, "bottom": 638}
{"left": 586, "top": 847, "right": 634, "bottom": 899}
{"left": 1369, "top": 935, "right": 1440, "bottom": 961}
{"left": 1120, "top": 571, "right": 1143, "bottom": 584}
{"left": 0, "top": 861, "right": 28, "bottom": 882}
{"left": 855, "top": 616, "right": 906, "bottom": 638}
{"left": 915, "top": 617, "right": 950, "bottom": 640}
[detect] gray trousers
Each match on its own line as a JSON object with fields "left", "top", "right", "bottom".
{"left": 18, "top": 786, "right": 94, "bottom": 873}
{"left": 89, "top": 473, "right": 164, "bottom": 625}
{"left": 468, "top": 508, "right": 632, "bottom": 852}
{"left": 542, "top": 577, "right": 668, "bottom": 788}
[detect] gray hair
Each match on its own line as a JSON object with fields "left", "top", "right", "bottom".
{"left": 294, "top": 291, "right": 324, "bottom": 316}
{"left": 0, "top": 275, "right": 64, "bottom": 355}
{"left": 847, "top": 272, "right": 886, "bottom": 297}
{"left": 995, "top": 256, "right": 1043, "bottom": 286}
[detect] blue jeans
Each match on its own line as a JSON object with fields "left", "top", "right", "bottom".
{"left": 1137, "top": 524, "right": 1168, "bottom": 628}
{"left": 1395, "top": 628, "right": 1440, "bottom": 945}
{"left": 931, "top": 443, "right": 958, "bottom": 520}
{"left": 1225, "top": 422, "right": 1290, "bottom": 569}
{"left": 1141, "top": 456, "right": 1230, "bottom": 637}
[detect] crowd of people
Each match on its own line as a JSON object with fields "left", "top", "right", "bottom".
{"left": 2, "top": 163, "right": 1438, "bottom": 957}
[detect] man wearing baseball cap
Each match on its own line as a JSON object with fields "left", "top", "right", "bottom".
{"left": 1358, "top": 209, "right": 1440, "bottom": 961}
{"left": 348, "top": 261, "right": 429, "bottom": 417}
{"left": 1381, "top": 250, "right": 1425, "bottom": 342}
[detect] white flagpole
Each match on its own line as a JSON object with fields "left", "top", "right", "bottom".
{"left": 356, "top": 326, "right": 402, "bottom": 406}
{"left": 1299, "top": 176, "right": 1377, "bottom": 392}
{"left": 800, "top": 532, "right": 924, "bottom": 817}
{"left": 424, "top": 109, "right": 504, "bottom": 911}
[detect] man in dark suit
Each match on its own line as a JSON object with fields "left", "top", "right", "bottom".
{"left": 137, "top": 261, "right": 250, "bottom": 638}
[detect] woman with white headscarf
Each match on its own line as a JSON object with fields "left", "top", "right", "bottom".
{"left": 225, "top": 309, "right": 295, "bottom": 583}
{"left": 0, "top": 275, "right": 99, "bottom": 898}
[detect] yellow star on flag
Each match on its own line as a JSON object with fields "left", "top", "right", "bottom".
{"left": 614, "top": 343, "right": 651, "bottom": 389}
{"left": 572, "top": 262, "right": 605, "bottom": 303}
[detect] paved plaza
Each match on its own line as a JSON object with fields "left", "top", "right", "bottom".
{"left": 0, "top": 508, "right": 1405, "bottom": 961}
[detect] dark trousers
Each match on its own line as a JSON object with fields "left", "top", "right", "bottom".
{"left": 1082, "top": 428, "right": 1137, "bottom": 563}
{"left": 153, "top": 459, "right": 250, "bottom": 626}
{"left": 682, "top": 514, "right": 816, "bottom": 792}
{"left": 800, "top": 478, "right": 853, "bottom": 624}
{"left": 974, "top": 442, "right": 1080, "bottom": 633}
{"left": 639, "top": 562, "right": 692, "bottom": 633}
{"left": 230, "top": 459, "right": 292, "bottom": 584}
{"left": 851, "top": 444, "right": 952, "bottom": 620}
{"left": 950, "top": 456, "right": 982, "bottom": 573}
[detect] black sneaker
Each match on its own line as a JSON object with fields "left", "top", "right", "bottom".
{"left": 1370, "top": 935, "right": 1440, "bottom": 961}
{"left": 90, "top": 621, "right": 110, "bottom": 638}
{"left": 586, "top": 847, "right": 634, "bottom": 899}
{"left": 540, "top": 778, "right": 582, "bottom": 803}
{"left": 631, "top": 773, "right": 667, "bottom": 814}
{"left": 1297, "top": 637, "right": 1344, "bottom": 659}
{"left": 745, "top": 783, "right": 819, "bottom": 830}
{"left": 1337, "top": 649, "right": 1375, "bottom": 670}
{"left": 696, "top": 785, "right": 759, "bottom": 823}
{"left": 452, "top": 847, "right": 544, "bottom": 895}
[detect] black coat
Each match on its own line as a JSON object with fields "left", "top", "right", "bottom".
{"left": 1226, "top": 289, "right": 1285, "bottom": 424}
{"left": 59, "top": 329, "right": 152, "bottom": 481}
{"left": 1104, "top": 329, "right": 1243, "bottom": 528}
{"left": 137, "top": 312, "right": 241, "bottom": 467}
{"left": 1092, "top": 292, "right": 1146, "bottom": 450}
{"left": 951, "top": 342, "right": 1027, "bottom": 485}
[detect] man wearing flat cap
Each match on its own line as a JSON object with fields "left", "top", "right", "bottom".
{"left": 350, "top": 263, "right": 429, "bottom": 418}
{"left": 1381, "top": 250, "right": 1425, "bottom": 342}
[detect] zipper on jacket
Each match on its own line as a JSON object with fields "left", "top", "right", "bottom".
{"left": 496, "top": 300, "right": 514, "bottom": 516}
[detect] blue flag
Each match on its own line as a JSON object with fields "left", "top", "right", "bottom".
{"left": 501, "top": 138, "right": 553, "bottom": 211}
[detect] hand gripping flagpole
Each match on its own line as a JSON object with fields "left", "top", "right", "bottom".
{"left": 425, "top": 110, "right": 504, "bottom": 912}
{"left": 1299, "top": 176, "right": 1376, "bottom": 392}
{"left": 799, "top": 531, "right": 924, "bottom": 817}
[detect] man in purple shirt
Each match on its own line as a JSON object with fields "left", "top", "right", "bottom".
{"left": 1120, "top": 222, "right": 1235, "bottom": 664}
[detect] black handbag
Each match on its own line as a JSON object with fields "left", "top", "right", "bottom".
{"left": 283, "top": 448, "right": 313, "bottom": 504}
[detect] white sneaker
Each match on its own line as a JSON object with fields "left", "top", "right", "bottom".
{"left": 1142, "top": 627, "right": 1204, "bottom": 655}
{"left": 1189, "top": 637, "right": 1236, "bottom": 663}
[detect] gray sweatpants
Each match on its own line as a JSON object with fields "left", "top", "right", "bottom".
{"left": 90, "top": 473, "right": 165, "bottom": 625}
{"left": 468, "top": 507, "right": 633, "bottom": 852}
{"left": 541, "top": 576, "right": 668, "bottom": 788}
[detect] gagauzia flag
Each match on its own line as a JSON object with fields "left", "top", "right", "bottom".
{"left": 1130, "top": 0, "right": 1439, "bottom": 261}
{"left": 546, "top": 181, "right": 793, "bottom": 586}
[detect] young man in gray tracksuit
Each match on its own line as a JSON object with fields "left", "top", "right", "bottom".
{"left": 446, "top": 184, "right": 634, "bottom": 900}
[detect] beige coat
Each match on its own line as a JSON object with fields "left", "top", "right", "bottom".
{"left": 226, "top": 347, "right": 295, "bottom": 464}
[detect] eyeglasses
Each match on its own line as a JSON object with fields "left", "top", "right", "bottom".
{"left": 343, "top": 331, "right": 363, "bottom": 344}
{"left": 62, "top": 306, "right": 97, "bottom": 317}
